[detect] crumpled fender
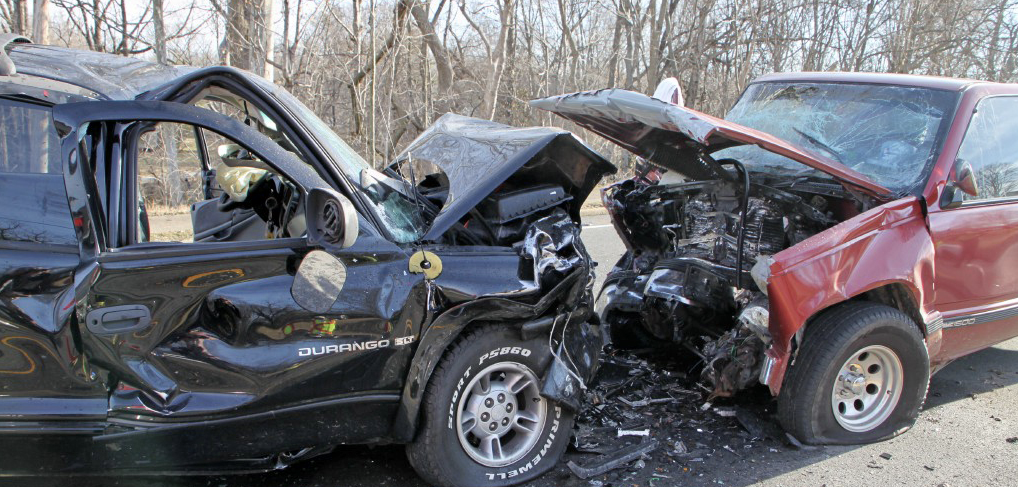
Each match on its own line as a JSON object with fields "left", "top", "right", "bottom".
{"left": 390, "top": 267, "right": 597, "bottom": 442}
{"left": 764, "top": 196, "right": 936, "bottom": 394}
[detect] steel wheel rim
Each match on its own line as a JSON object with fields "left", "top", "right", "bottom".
{"left": 455, "top": 361, "right": 547, "bottom": 467}
{"left": 830, "top": 344, "right": 904, "bottom": 433}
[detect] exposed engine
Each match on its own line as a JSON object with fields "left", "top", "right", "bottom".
{"left": 598, "top": 169, "right": 858, "bottom": 397}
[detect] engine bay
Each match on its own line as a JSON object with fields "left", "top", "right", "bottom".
{"left": 598, "top": 166, "right": 864, "bottom": 397}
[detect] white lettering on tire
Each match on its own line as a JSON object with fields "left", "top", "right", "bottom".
{"left": 484, "top": 406, "right": 562, "bottom": 481}
{"left": 478, "top": 346, "right": 531, "bottom": 365}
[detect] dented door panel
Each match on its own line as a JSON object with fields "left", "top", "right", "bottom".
{"left": 84, "top": 238, "right": 421, "bottom": 419}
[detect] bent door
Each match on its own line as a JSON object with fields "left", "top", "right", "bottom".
{"left": 0, "top": 96, "right": 107, "bottom": 473}
{"left": 54, "top": 101, "right": 421, "bottom": 467}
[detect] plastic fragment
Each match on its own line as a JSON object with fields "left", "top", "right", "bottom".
{"left": 617, "top": 428, "right": 651, "bottom": 437}
{"left": 566, "top": 439, "right": 660, "bottom": 480}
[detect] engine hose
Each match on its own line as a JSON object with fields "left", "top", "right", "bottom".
{"left": 719, "top": 159, "right": 750, "bottom": 289}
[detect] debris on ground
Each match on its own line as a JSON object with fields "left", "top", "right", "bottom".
{"left": 1006, "top": 437, "right": 1018, "bottom": 444}
{"left": 617, "top": 429, "right": 651, "bottom": 437}
{"left": 564, "top": 348, "right": 798, "bottom": 482}
{"left": 879, "top": 452, "right": 893, "bottom": 460}
{"left": 566, "top": 439, "right": 660, "bottom": 479}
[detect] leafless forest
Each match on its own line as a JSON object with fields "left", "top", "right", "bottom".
{"left": 3, "top": 0, "right": 1017, "bottom": 175}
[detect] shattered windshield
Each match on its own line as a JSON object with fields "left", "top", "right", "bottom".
{"left": 715, "top": 82, "right": 958, "bottom": 193}
{"left": 263, "top": 84, "right": 424, "bottom": 243}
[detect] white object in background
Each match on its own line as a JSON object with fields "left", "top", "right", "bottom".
{"left": 652, "top": 77, "right": 684, "bottom": 106}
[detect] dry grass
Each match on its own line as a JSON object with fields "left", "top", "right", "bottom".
{"left": 146, "top": 204, "right": 191, "bottom": 216}
{"left": 149, "top": 230, "right": 193, "bottom": 243}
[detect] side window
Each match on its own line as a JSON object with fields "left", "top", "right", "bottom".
{"left": 0, "top": 98, "right": 60, "bottom": 173}
{"left": 195, "top": 96, "right": 305, "bottom": 162}
{"left": 0, "top": 99, "right": 75, "bottom": 247}
{"left": 957, "top": 96, "right": 1018, "bottom": 201}
{"left": 136, "top": 123, "right": 205, "bottom": 235}
{"left": 132, "top": 121, "right": 304, "bottom": 244}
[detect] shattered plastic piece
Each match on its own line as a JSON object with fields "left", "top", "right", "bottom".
{"left": 784, "top": 432, "right": 817, "bottom": 451}
{"left": 566, "top": 439, "right": 660, "bottom": 480}
{"left": 714, "top": 408, "right": 737, "bottom": 417}
{"left": 735, "top": 408, "right": 774, "bottom": 439}
{"left": 617, "top": 428, "right": 650, "bottom": 438}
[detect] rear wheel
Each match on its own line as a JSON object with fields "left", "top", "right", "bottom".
{"left": 778, "top": 302, "right": 930, "bottom": 444}
{"left": 407, "top": 325, "right": 573, "bottom": 487}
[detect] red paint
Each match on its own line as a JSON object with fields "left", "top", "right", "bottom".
{"left": 763, "top": 78, "right": 1018, "bottom": 395}
{"left": 764, "top": 197, "right": 935, "bottom": 393}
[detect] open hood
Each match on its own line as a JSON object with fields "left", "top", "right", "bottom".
{"left": 530, "top": 89, "right": 892, "bottom": 199}
{"left": 394, "top": 114, "right": 616, "bottom": 242}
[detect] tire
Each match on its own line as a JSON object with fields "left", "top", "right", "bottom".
{"left": 406, "top": 324, "right": 574, "bottom": 487}
{"left": 777, "top": 301, "right": 930, "bottom": 445}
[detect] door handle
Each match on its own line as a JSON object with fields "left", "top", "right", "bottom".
{"left": 85, "top": 305, "right": 152, "bottom": 335}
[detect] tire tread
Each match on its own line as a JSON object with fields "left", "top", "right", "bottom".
{"left": 777, "top": 301, "right": 927, "bottom": 444}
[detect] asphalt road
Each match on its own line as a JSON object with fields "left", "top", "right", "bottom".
{"left": 16, "top": 213, "right": 1018, "bottom": 487}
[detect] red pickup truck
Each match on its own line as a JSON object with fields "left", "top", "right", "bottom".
{"left": 534, "top": 72, "right": 1018, "bottom": 445}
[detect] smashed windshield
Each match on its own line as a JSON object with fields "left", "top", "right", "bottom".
{"left": 264, "top": 83, "right": 424, "bottom": 243}
{"left": 714, "top": 82, "right": 958, "bottom": 193}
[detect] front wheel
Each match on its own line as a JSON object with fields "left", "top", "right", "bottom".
{"left": 407, "top": 325, "right": 573, "bottom": 487}
{"left": 778, "top": 302, "right": 930, "bottom": 445}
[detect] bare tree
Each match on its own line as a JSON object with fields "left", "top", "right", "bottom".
{"left": 31, "top": 0, "right": 48, "bottom": 44}
{"left": 36, "top": 0, "right": 1018, "bottom": 179}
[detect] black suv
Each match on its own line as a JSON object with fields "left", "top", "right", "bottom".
{"left": 0, "top": 35, "right": 613, "bottom": 487}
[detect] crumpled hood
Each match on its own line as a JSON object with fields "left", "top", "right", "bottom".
{"left": 530, "top": 89, "right": 892, "bottom": 199}
{"left": 394, "top": 114, "right": 616, "bottom": 241}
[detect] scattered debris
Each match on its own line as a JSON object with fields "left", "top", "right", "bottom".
{"left": 879, "top": 452, "right": 892, "bottom": 460}
{"left": 714, "top": 408, "right": 737, "bottom": 417}
{"left": 568, "top": 349, "right": 792, "bottom": 483}
{"left": 1006, "top": 437, "right": 1018, "bottom": 444}
{"left": 618, "top": 429, "right": 651, "bottom": 438}
{"left": 784, "top": 432, "right": 817, "bottom": 451}
{"left": 735, "top": 407, "right": 779, "bottom": 440}
{"left": 566, "top": 439, "right": 660, "bottom": 479}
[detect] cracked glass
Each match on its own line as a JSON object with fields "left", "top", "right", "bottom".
{"left": 715, "top": 82, "right": 957, "bottom": 194}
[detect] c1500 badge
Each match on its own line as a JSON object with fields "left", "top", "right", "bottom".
{"left": 298, "top": 335, "right": 416, "bottom": 357}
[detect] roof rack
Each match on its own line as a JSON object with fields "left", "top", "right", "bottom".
{"left": 0, "top": 34, "right": 32, "bottom": 76}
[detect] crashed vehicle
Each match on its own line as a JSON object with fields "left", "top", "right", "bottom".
{"left": 0, "top": 35, "right": 614, "bottom": 487}
{"left": 534, "top": 72, "right": 1018, "bottom": 445}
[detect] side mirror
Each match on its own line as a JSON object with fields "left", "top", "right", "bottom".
{"left": 307, "top": 188, "right": 359, "bottom": 249}
{"left": 954, "top": 160, "right": 979, "bottom": 197}
{"left": 940, "top": 159, "right": 979, "bottom": 209}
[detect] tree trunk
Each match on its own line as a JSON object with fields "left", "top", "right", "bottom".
{"left": 153, "top": 0, "right": 167, "bottom": 64}
{"left": 226, "top": 0, "right": 273, "bottom": 77}
{"left": 14, "top": 0, "right": 28, "bottom": 36}
{"left": 31, "top": 0, "right": 48, "bottom": 45}
{"left": 405, "top": 0, "right": 453, "bottom": 93}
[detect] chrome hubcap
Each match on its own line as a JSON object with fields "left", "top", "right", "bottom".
{"left": 456, "top": 362, "right": 546, "bottom": 467}
{"left": 831, "top": 345, "right": 904, "bottom": 433}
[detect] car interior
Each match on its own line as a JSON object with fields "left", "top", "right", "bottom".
{"left": 126, "top": 87, "right": 313, "bottom": 245}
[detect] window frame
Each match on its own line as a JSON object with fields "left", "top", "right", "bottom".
{"left": 0, "top": 95, "right": 62, "bottom": 174}
{"left": 117, "top": 119, "right": 308, "bottom": 249}
{"left": 953, "top": 94, "right": 1018, "bottom": 208}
